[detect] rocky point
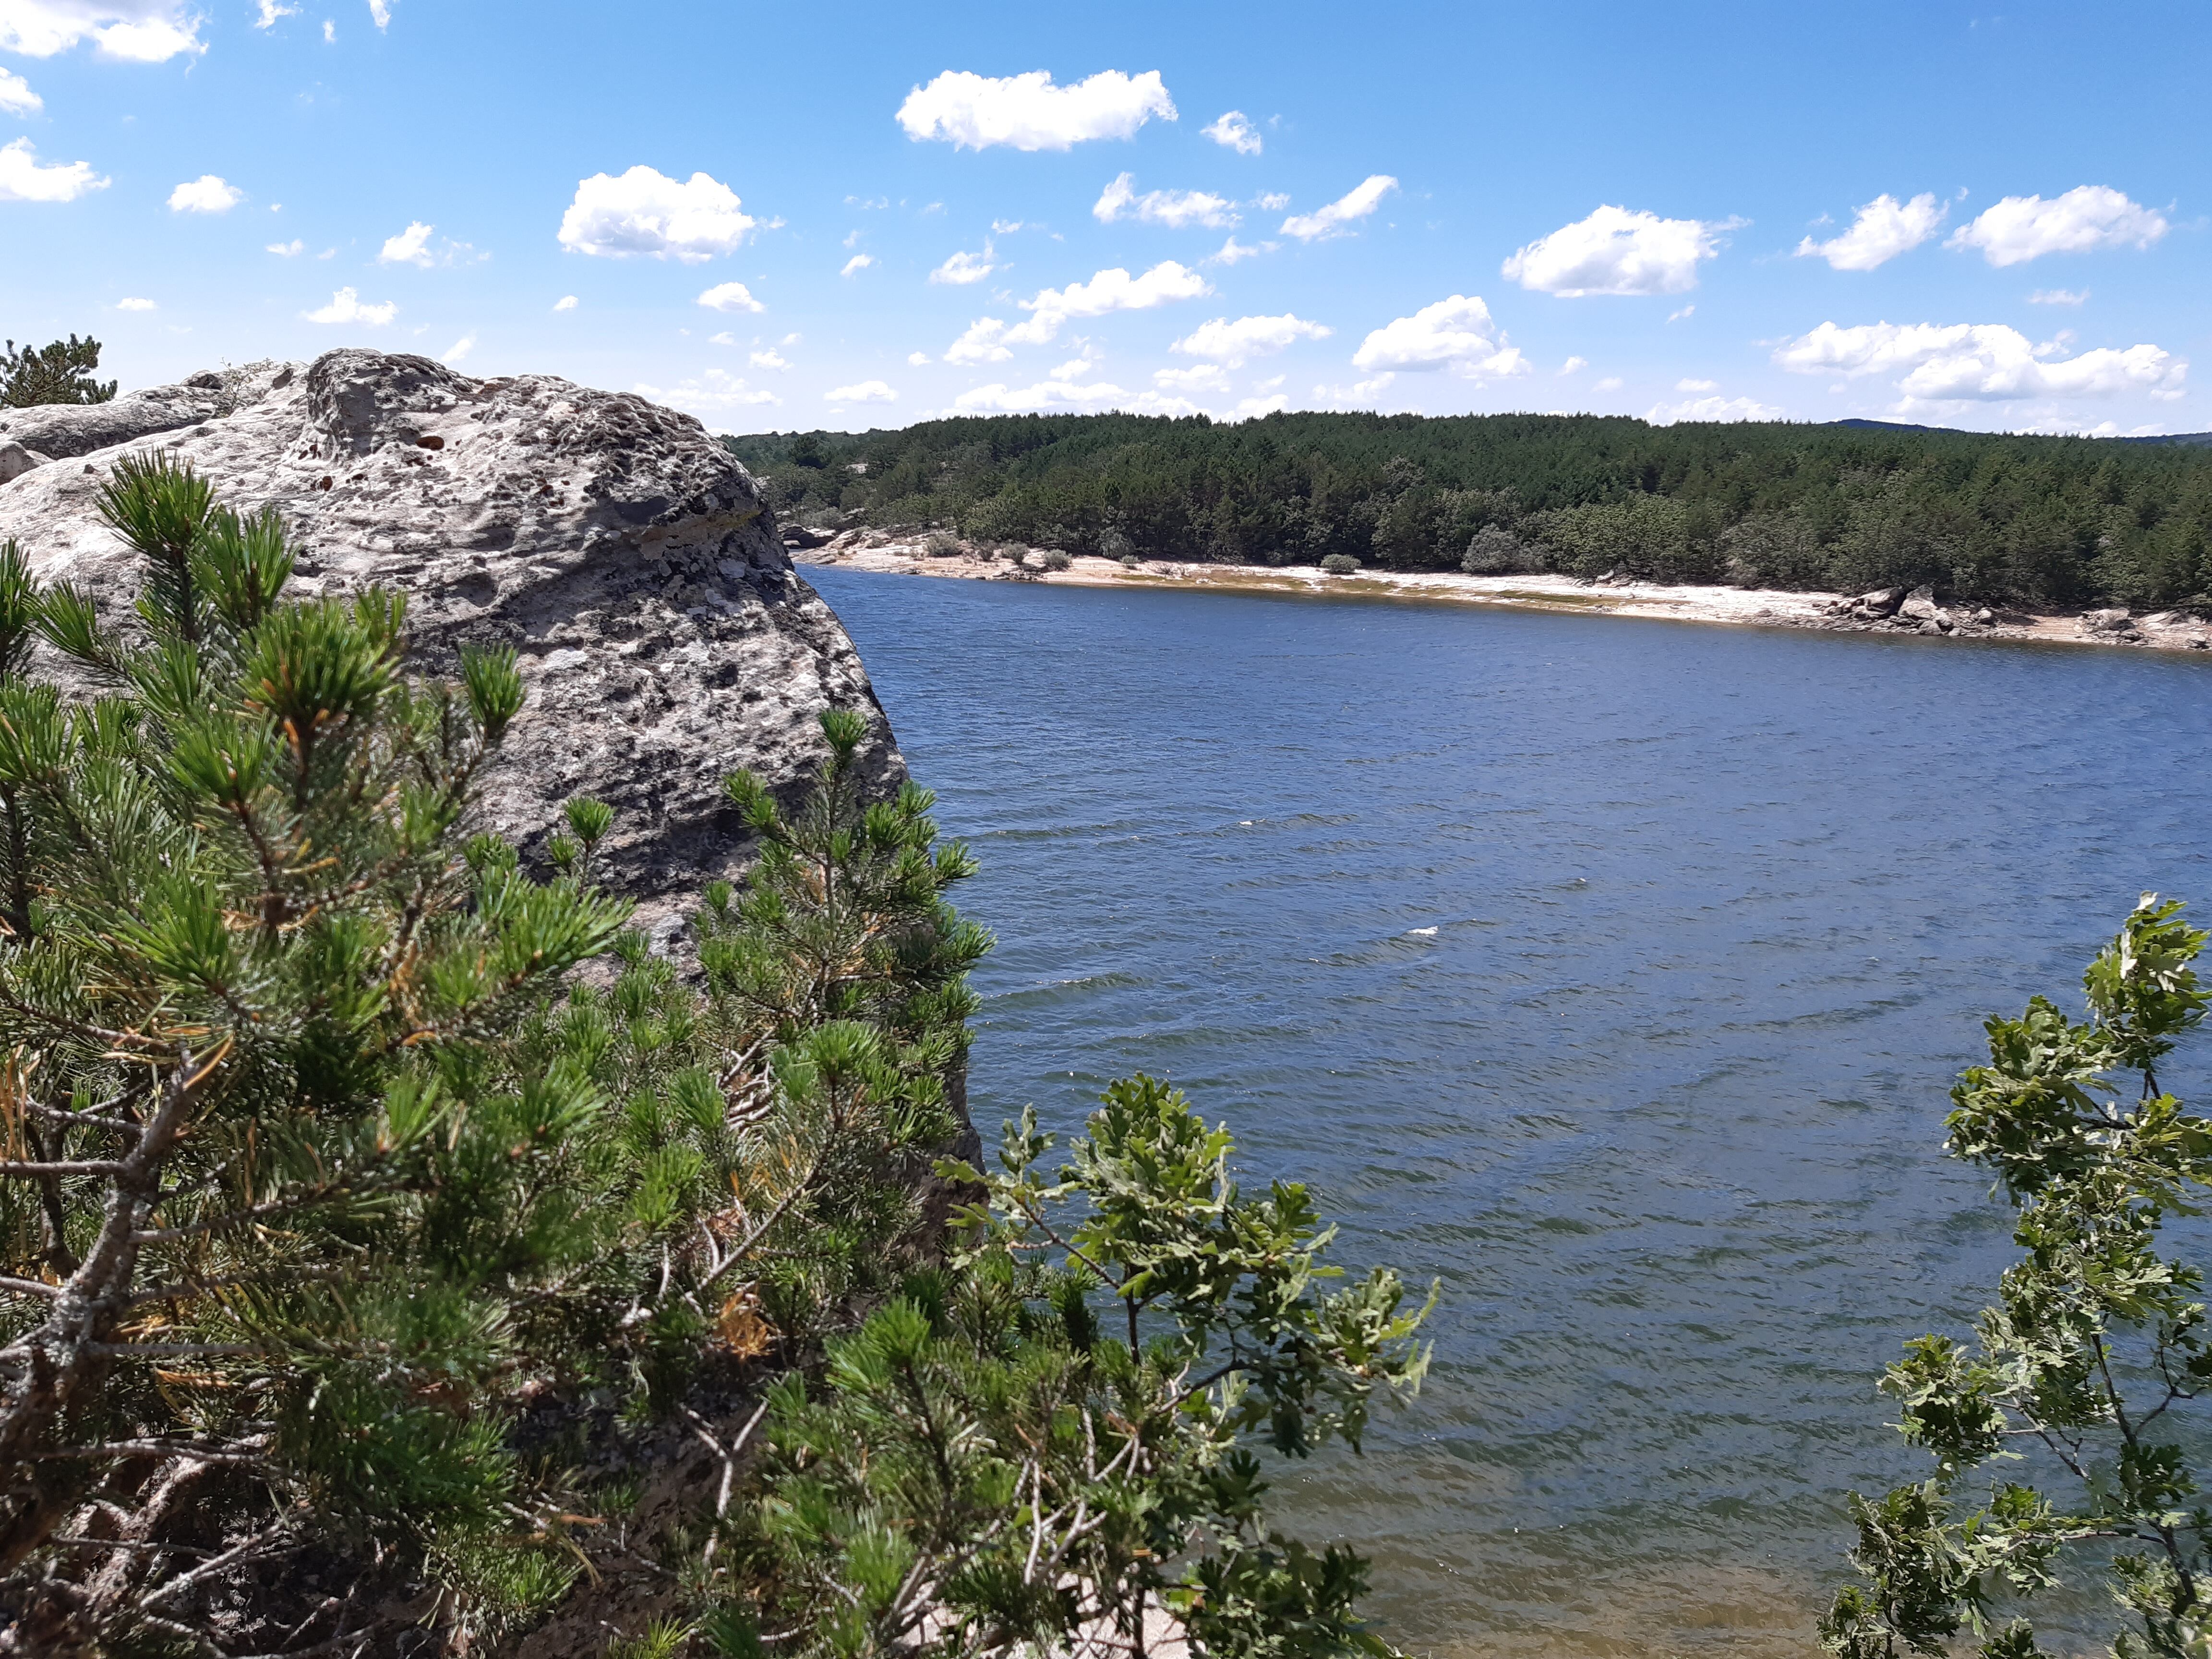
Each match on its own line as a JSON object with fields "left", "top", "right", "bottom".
{"left": 0, "top": 349, "right": 902, "bottom": 940}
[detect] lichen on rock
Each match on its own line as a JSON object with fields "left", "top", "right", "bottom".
{"left": 0, "top": 349, "right": 903, "bottom": 938}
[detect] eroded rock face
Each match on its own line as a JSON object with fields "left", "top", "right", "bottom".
{"left": 0, "top": 350, "right": 902, "bottom": 934}
{"left": 0, "top": 374, "right": 225, "bottom": 459}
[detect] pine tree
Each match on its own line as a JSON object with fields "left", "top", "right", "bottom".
{"left": 0, "top": 457, "right": 994, "bottom": 1653}
{"left": 0, "top": 452, "right": 632, "bottom": 1650}
{"left": 0, "top": 337, "right": 116, "bottom": 409}
{"left": 0, "top": 454, "right": 1437, "bottom": 1656}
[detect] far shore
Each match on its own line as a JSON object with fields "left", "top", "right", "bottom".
{"left": 792, "top": 530, "right": 2212, "bottom": 656}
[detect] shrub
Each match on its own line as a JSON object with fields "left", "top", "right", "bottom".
{"left": 1321, "top": 552, "right": 1361, "bottom": 575}
{"left": 1823, "top": 896, "right": 2212, "bottom": 1659}
{"left": 1041, "top": 548, "right": 1072, "bottom": 572}
{"left": 923, "top": 529, "right": 962, "bottom": 558}
{"left": 1118, "top": 553, "right": 1141, "bottom": 569}
{"left": 737, "top": 1078, "right": 1432, "bottom": 1659}
{"left": 1461, "top": 525, "right": 1536, "bottom": 575}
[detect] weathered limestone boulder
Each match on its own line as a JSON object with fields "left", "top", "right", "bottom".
{"left": 1858, "top": 586, "right": 1905, "bottom": 616}
{"left": 2080, "top": 607, "right": 2136, "bottom": 637}
{"left": 1898, "top": 584, "right": 1944, "bottom": 623}
{"left": 0, "top": 373, "right": 226, "bottom": 459}
{"left": 0, "top": 350, "right": 902, "bottom": 936}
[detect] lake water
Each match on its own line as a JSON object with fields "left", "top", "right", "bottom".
{"left": 806, "top": 566, "right": 2212, "bottom": 1659}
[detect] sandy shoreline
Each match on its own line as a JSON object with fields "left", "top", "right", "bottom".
{"left": 793, "top": 531, "right": 2212, "bottom": 656}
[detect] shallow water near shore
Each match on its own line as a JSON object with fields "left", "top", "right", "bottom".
{"left": 806, "top": 566, "right": 2212, "bottom": 1659}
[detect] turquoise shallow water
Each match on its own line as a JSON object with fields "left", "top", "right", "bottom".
{"left": 805, "top": 566, "right": 2212, "bottom": 1659}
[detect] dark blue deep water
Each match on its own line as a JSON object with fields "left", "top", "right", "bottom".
{"left": 806, "top": 566, "right": 2212, "bottom": 1659}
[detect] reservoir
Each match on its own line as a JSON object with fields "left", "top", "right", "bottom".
{"left": 807, "top": 565, "right": 2212, "bottom": 1659}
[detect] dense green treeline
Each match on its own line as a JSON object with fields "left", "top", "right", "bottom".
{"left": 725, "top": 412, "right": 2212, "bottom": 610}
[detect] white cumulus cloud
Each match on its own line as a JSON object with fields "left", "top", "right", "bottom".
{"left": 1312, "top": 375, "right": 1396, "bottom": 408}
{"left": 1154, "top": 363, "right": 1229, "bottom": 392}
{"left": 557, "top": 166, "right": 754, "bottom": 263}
{"left": 841, "top": 253, "right": 874, "bottom": 277}
{"left": 930, "top": 245, "right": 996, "bottom": 284}
{"left": 945, "top": 318, "right": 1014, "bottom": 365}
{"left": 1559, "top": 355, "right": 1588, "bottom": 374}
{"left": 751, "top": 349, "right": 788, "bottom": 370}
{"left": 303, "top": 287, "right": 397, "bottom": 326}
{"left": 1, "top": 0, "right": 202, "bottom": 59}
{"left": 1016, "top": 260, "right": 1209, "bottom": 339}
{"left": 253, "top": 0, "right": 297, "bottom": 26}
{"left": 1647, "top": 395, "right": 1784, "bottom": 425}
{"left": 953, "top": 378, "right": 1170, "bottom": 415}
{"left": 897, "top": 69, "right": 1175, "bottom": 151}
{"left": 1351, "top": 294, "right": 1527, "bottom": 378}
{"left": 951, "top": 380, "right": 1132, "bottom": 416}
{"left": 367, "top": 0, "right": 389, "bottom": 27}
{"left": 0, "top": 69, "right": 41, "bottom": 114}
{"left": 1204, "top": 235, "right": 1266, "bottom": 265}
{"left": 1774, "top": 319, "right": 2188, "bottom": 402}
{"left": 1504, "top": 205, "right": 1733, "bottom": 296}
{"left": 908, "top": 351, "right": 930, "bottom": 366}
{"left": 826, "top": 381, "right": 897, "bottom": 404}
{"left": 1796, "top": 192, "right": 1946, "bottom": 270}
{"left": 1947, "top": 186, "right": 2167, "bottom": 266}
{"left": 168, "top": 174, "right": 242, "bottom": 214}
{"left": 267, "top": 238, "right": 304, "bottom": 256}
{"left": 1093, "top": 172, "right": 1238, "bottom": 228}
{"left": 442, "top": 333, "right": 475, "bottom": 364}
{"left": 115, "top": 296, "right": 155, "bottom": 310}
{"left": 1202, "top": 110, "right": 1261, "bottom": 155}
{"left": 0, "top": 137, "right": 105, "bottom": 201}
{"left": 2028, "top": 288, "right": 2089, "bottom": 306}
{"left": 553, "top": 294, "right": 578, "bottom": 312}
{"left": 1279, "top": 175, "right": 1396, "bottom": 241}
{"left": 948, "top": 265, "right": 1211, "bottom": 361}
{"left": 634, "top": 370, "right": 779, "bottom": 421}
{"left": 697, "top": 281, "right": 764, "bottom": 313}
{"left": 1170, "top": 313, "right": 1330, "bottom": 367}
{"left": 378, "top": 220, "right": 435, "bottom": 264}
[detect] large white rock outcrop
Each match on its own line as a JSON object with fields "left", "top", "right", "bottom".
{"left": 0, "top": 350, "right": 901, "bottom": 928}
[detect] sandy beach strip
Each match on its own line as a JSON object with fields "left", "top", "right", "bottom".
{"left": 793, "top": 532, "right": 2212, "bottom": 657}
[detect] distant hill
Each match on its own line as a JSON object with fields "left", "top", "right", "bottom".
{"left": 1826, "top": 417, "right": 2212, "bottom": 447}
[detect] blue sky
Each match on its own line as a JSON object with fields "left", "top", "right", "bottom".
{"left": 3, "top": 0, "right": 2206, "bottom": 435}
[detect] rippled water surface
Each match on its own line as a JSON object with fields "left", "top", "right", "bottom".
{"left": 805, "top": 567, "right": 2212, "bottom": 1659}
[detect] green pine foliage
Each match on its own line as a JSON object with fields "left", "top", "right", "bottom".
{"left": 726, "top": 413, "right": 2212, "bottom": 610}
{"left": 0, "top": 453, "right": 1434, "bottom": 1656}
{"left": 0, "top": 337, "right": 116, "bottom": 408}
{"left": 1823, "top": 896, "right": 2212, "bottom": 1659}
{"left": 0, "top": 457, "right": 993, "bottom": 1653}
